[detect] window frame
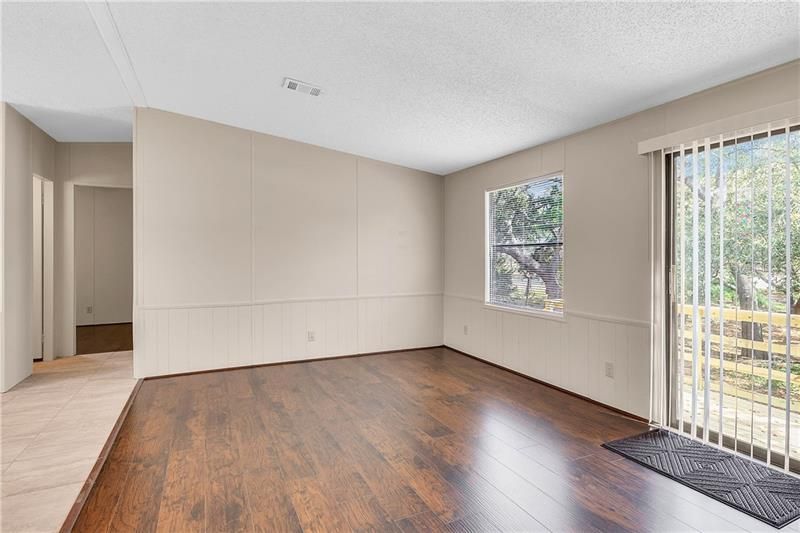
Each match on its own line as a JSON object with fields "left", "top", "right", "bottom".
{"left": 484, "top": 171, "right": 565, "bottom": 321}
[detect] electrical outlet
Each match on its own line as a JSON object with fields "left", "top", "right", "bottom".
{"left": 604, "top": 362, "right": 614, "bottom": 378}
{"left": 307, "top": 331, "right": 315, "bottom": 342}
{"left": 463, "top": 325, "right": 469, "bottom": 335}
{"left": 87, "top": 305, "right": 93, "bottom": 314}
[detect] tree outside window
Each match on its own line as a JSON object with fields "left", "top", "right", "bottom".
{"left": 487, "top": 175, "right": 563, "bottom": 314}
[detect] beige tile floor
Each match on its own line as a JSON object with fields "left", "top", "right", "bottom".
{"left": 1, "top": 351, "right": 136, "bottom": 533}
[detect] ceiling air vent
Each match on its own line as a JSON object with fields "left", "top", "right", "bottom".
{"left": 283, "top": 77, "right": 322, "bottom": 96}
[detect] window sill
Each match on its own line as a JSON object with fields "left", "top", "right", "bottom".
{"left": 483, "top": 303, "right": 566, "bottom": 323}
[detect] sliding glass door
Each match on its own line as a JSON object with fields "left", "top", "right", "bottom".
{"left": 668, "top": 123, "right": 799, "bottom": 473}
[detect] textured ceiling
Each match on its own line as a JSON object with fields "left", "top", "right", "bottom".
{"left": 3, "top": 2, "right": 799, "bottom": 174}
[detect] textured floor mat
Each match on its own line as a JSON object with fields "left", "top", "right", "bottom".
{"left": 604, "top": 429, "right": 800, "bottom": 529}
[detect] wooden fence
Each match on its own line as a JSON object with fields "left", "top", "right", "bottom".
{"left": 677, "top": 304, "right": 799, "bottom": 388}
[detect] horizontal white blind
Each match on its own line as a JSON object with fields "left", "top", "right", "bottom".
{"left": 486, "top": 175, "right": 563, "bottom": 314}
{"left": 669, "top": 122, "right": 799, "bottom": 473}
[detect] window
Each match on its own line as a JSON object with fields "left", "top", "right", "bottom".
{"left": 486, "top": 174, "right": 564, "bottom": 315}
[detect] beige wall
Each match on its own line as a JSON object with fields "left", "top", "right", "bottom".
{"left": 253, "top": 135, "right": 357, "bottom": 302}
{"left": 53, "top": 143, "right": 132, "bottom": 356}
{"left": 74, "top": 186, "right": 133, "bottom": 326}
{"left": 4, "top": 61, "right": 795, "bottom": 401}
{"left": 0, "top": 123, "right": 132, "bottom": 380}
{"left": 443, "top": 61, "right": 800, "bottom": 418}
{"left": 1, "top": 104, "right": 56, "bottom": 391}
{"left": 134, "top": 108, "right": 443, "bottom": 377}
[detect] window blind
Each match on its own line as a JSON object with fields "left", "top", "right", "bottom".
{"left": 668, "top": 122, "right": 799, "bottom": 473}
{"left": 486, "top": 175, "right": 564, "bottom": 314}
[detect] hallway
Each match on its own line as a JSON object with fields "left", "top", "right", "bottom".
{"left": 76, "top": 323, "right": 133, "bottom": 355}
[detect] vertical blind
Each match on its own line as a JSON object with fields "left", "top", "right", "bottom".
{"left": 486, "top": 175, "right": 564, "bottom": 314}
{"left": 668, "top": 121, "right": 799, "bottom": 473}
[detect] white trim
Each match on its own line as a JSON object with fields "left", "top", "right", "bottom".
{"left": 483, "top": 170, "right": 565, "bottom": 194}
{"left": 484, "top": 189, "right": 491, "bottom": 305}
{"left": 482, "top": 302, "right": 565, "bottom": 323}
{"left": 648, "top": 149, "right": 668, "bottom": 426}
{"left": 445, "top": 293, "right": 484, "bottom": 302}
{"left": 484, "top": 171, "right": 566, "bottom": 317}
{"left": 358, "top": 292, "right": 441, "bottom": 300}
{"left": 565, "top": 309, "right": 649, "bottom": 328}
{"left": 138, "top": 292, "right": 444, "bottom": 311}
{"left": 445, "top": 294, "right": 649, "bottom": 328}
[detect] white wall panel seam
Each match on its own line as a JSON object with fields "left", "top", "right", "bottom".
{"left": 250, "top": 133, "right": 255, "bottom": 362}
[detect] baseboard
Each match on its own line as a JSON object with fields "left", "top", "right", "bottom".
{"left": 76, "top": 321, "right": 133, "bottom": 328}
{"left": 59, "top": 378, "right": 143, "bottom": 533}
{"left": 142, "top": 344, "right": 445, "bottom": 381}
{"left": 443, "top": 344, "right": 648, "bottom": 424}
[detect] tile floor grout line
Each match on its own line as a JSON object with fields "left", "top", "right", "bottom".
{"left": 0, "top": 351, "right": 135, "bottom": 533}
{"left": 4, "top": 377, "right": 88, "bottom": 469}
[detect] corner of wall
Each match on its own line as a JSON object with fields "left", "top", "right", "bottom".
{"left": 0, "top": 103, "right": 7, "bottom": 390}
{"left": 133, "top": 109, "right": 445, "bottom": 377}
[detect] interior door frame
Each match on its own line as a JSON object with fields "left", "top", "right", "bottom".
{"left": 32, "top": 174, "right": 54, "bottom": 361}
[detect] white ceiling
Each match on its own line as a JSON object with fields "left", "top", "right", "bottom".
{"left": 3, "top": 2, "right": 799, "bottom": 175}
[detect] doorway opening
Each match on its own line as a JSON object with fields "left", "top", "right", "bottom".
{"left": 73, "top": 185, "right": 133, "bottom": 355}
{"left": 665, "top": 125, "right": 799, "bottom": 473}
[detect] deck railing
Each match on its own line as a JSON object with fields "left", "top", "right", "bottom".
{"left": 677, "top": 303, "right": 799, "bottom": 387}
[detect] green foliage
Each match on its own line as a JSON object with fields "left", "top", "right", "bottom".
{"left": 674, "top": 130, "right": 800, "bottom": 313}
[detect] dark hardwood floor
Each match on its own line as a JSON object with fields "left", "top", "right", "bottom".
{"left": 72, "top": 347, "right": 788, "bottom": 532}
{"left": 76, "top": 323, "right": 133, "bottom": 355}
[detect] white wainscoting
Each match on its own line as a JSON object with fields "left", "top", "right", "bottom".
{"left": 443, "top": 294, "right": 650, "bottom": 418}
{"left": 133, "top": 294, "right": 442, "bottom": 378}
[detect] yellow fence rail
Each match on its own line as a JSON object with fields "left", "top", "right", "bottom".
{"left": 680, "top": 341, "right": 800, "bottom": 385}
{"left": 682, "top": 329, "right": 795, "bottom": 357}
{"left": 679, "top": 304, "right": 800, "bottom": 329}
{"left": 677, "top": 303, "right": 799, "bottom": 386}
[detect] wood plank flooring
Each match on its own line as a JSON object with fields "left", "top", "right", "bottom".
{"left": 72, "top": 347, "right": 794, "bottom": 532}
{"left": 76, "top": 323, "right": 133, "bottom": 355}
